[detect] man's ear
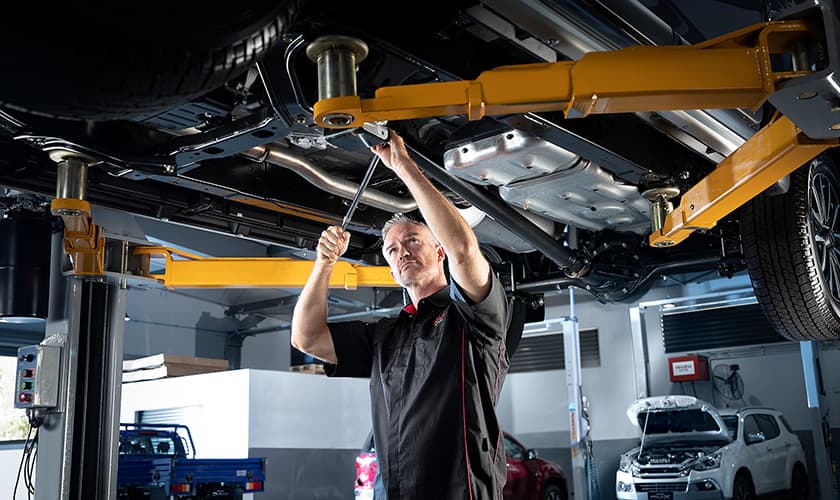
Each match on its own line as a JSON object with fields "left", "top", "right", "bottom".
{"left": 436, "top": 245, "right": 445, "bottom": 262}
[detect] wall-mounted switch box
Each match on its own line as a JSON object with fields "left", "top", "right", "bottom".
{"left": 14, "top": 345, "right": 61, "bottom": 409}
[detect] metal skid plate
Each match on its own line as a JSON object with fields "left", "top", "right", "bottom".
{"left": 444, "top": 128, "right": 650, "bottom": 233}
{"left": 443, "top": 129, "right": 581, "bottom": 186}
{"left": 499, "top": 160, "right": 650, "bottom": 233}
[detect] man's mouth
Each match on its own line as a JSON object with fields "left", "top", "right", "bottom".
{"left": 399, "top": 261, "right": 418, "bottom": 271}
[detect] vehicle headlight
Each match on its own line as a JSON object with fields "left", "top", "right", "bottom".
{"left": 616, "top": 480, "right": 633, "bottom": 492}
{"left": 618, "top": 455, "right": 633, "bottom": 473}
{"left": 690, "top": 452, "right": 722, "bottom": 471}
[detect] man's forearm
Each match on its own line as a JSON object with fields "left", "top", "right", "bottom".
{"left": 394, "top": 159, "right": 491, "bottom": 301}
{"left": 290, "top": 260, "right": 338, "bottom": 363}
{"left": 395, "top": 161, "right": 478, "bottom": 261}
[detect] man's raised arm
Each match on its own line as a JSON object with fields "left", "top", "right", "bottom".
{"left": 372, "top": 133, "right": 491, "bottom": 303}
{"left": 290, "top": 226, "right": 350, "bottom": 364}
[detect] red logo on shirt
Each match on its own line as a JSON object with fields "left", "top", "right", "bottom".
{"left": 433, "top": 310, "right": 447, "bottom": 326}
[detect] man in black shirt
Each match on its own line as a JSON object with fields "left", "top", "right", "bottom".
{"left": 291, "top": 131, "right": 509, "bottom": 499}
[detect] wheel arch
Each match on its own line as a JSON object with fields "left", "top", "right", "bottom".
{"left": 789, "top": 460, "right": 808, "bottom": 490}
{"left": 733, "top": 466, "right": 755, "bottom": 489}
{"left": 537, "top": 477, "right": 569, "bottom": 500}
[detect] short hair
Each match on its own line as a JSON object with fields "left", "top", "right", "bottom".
{"left": 381, "top": 213, "right": 427, "bottom": 241}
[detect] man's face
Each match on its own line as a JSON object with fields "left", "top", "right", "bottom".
{"left": 382, "top": 223, "right": 444, "bottom": 288}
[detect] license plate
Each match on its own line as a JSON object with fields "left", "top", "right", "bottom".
{"left": 649, "top": 493, "right": 672, "bottom": 500}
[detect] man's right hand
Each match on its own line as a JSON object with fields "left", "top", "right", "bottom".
{"left": 317, "top": 226, "right": 350, "bottom": 264}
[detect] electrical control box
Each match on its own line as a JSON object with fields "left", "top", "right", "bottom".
{"left": 668, "top": 355, "right": 709, "bottom": 382}
{"left": 14, "top": 345, "right": 61, "bottom": 409}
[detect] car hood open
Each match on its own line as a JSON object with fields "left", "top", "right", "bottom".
{"left": 626, "top": 395, "right": 731, "bottom": 444}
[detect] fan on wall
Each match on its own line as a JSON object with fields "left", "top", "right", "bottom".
{"left": 712, "top": 363, "right": 744, "bottom": 400}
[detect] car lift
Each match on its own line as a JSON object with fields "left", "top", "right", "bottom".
{"left": 48, "top": 2, "right": 840, "bottom": 286}
{"left": 33, "top": 3, "right": 840, "bottom": 499}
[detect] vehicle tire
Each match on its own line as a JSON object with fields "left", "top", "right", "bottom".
{"left": 732, "top": 473, "right": 756, "bottom": 500}
{"left": 740, "top": 153, "right": 840, "bottom": 341}
{"left": 0, "top": 2, "right": 302, "bottom": 120}
{"left": 790, "top": 466, "right": 809, "bottom": 500}
{"left": 541, "top": 483, "right": 567, "bottom": 500}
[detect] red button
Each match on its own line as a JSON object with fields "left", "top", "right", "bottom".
{"left": 18, "top": 393, "right": 33, "bottom": 403}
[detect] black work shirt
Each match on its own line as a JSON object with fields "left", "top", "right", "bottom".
{"left": 326, "top": 273, "right": 509, "bottom": 500}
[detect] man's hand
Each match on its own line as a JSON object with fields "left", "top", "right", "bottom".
{"left": 317, "top": 226, "right": 350, "bottom": 265}
{"left": 371, "top": 132, "right": 414, "bottom": 174}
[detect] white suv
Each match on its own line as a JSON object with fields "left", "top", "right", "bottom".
{"left": 615, "top": 396, "right": 808, "bottom": 500}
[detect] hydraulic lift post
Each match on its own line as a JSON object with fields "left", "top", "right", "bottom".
{"left": 562, "top": 288, "right": 587, "bottom": 499}
{"left": 34, "top": 154, "right": 126, "bottom": 500}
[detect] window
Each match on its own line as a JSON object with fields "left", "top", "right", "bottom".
{"left": 118, "top": 434, "right": 178, "bottom": 455}
{"left": 661, "top": 304, "right": 787, "bottom": 353}
{"left": 637, "top": 409, "right": 721, "bottom": 434}
{"left": 0, "top": 356, "right": 28, "bottom": 441}
{"left": 721, "top": 415, "right": 739, "bottom": 441}
{"left": 743, "top": 415, "right": 764, "bottom": 444}
{"left": 509, "top": 328, "right": 600, "bottom": 373}
{"left": 754, "top": 414, "right": 781, "bottom": 440}
{"left": 504, "top": 435, "right": 526, "bottom": 460}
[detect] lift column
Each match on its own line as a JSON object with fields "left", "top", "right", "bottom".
{"left": 35, "top": 155, "right": 126, "bottom": 500}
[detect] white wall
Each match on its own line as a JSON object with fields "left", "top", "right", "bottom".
{"left": 641, "top": 300, "right": 840, "bottom": 429}
{"left": 499, "top": 285, "right": 680, "bottom": 443}
{"left": 120, "top": 369, "right": 372, "bottom": 451}
{"left": 241, "top": 329, "right": 291, "bottom": 371}
{"left": 248, "top": 370, "right": 371, "bottom": 449}
{"left": 121, "top": 369, "right": 251, "bottom": 457}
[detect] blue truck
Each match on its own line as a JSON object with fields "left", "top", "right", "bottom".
{"left": 118, "top": 423, "right": 265, "bottom": 500}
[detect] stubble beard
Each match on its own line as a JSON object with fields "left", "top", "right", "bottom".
{"left": 397, "top": 264, "right": 430, "bottom": 289}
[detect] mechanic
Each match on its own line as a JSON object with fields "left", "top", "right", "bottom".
{"left": 291, "top": 131, "right": 510, "bottom": 499}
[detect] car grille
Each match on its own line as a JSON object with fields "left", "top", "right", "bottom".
{"left": 635, "top": 482, "right": 688, "bottom": 493}
{"left": 638, "top": 466, "right": 680, "bottom": 475}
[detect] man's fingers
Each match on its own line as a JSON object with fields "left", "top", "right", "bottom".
{"left": 318, "top": 227, "right": 350, "bottom": 262}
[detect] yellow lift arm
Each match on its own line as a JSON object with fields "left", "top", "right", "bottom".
{"left": 133, "top": 246, "right": 397, "bottom": 289}
{"left": 314, "top": 21, "right": 808, "bottom": 126}
{"left": 51, "top": 197, "right": 106, "bottom": 275}
{"left": 312, "top": 18, "right": 839, "bottom": 247}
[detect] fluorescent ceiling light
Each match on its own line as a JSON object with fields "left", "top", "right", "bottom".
{"left": 0, "top": 316, "right": 45, "bottom": 324}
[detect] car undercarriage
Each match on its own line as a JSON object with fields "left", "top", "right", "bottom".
{"left": 1, "top": 0, "right": 839, "bottom": 341}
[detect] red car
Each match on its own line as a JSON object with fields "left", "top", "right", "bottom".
{"left": 355, "top": 431, "right": 567, "bottom": 500}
